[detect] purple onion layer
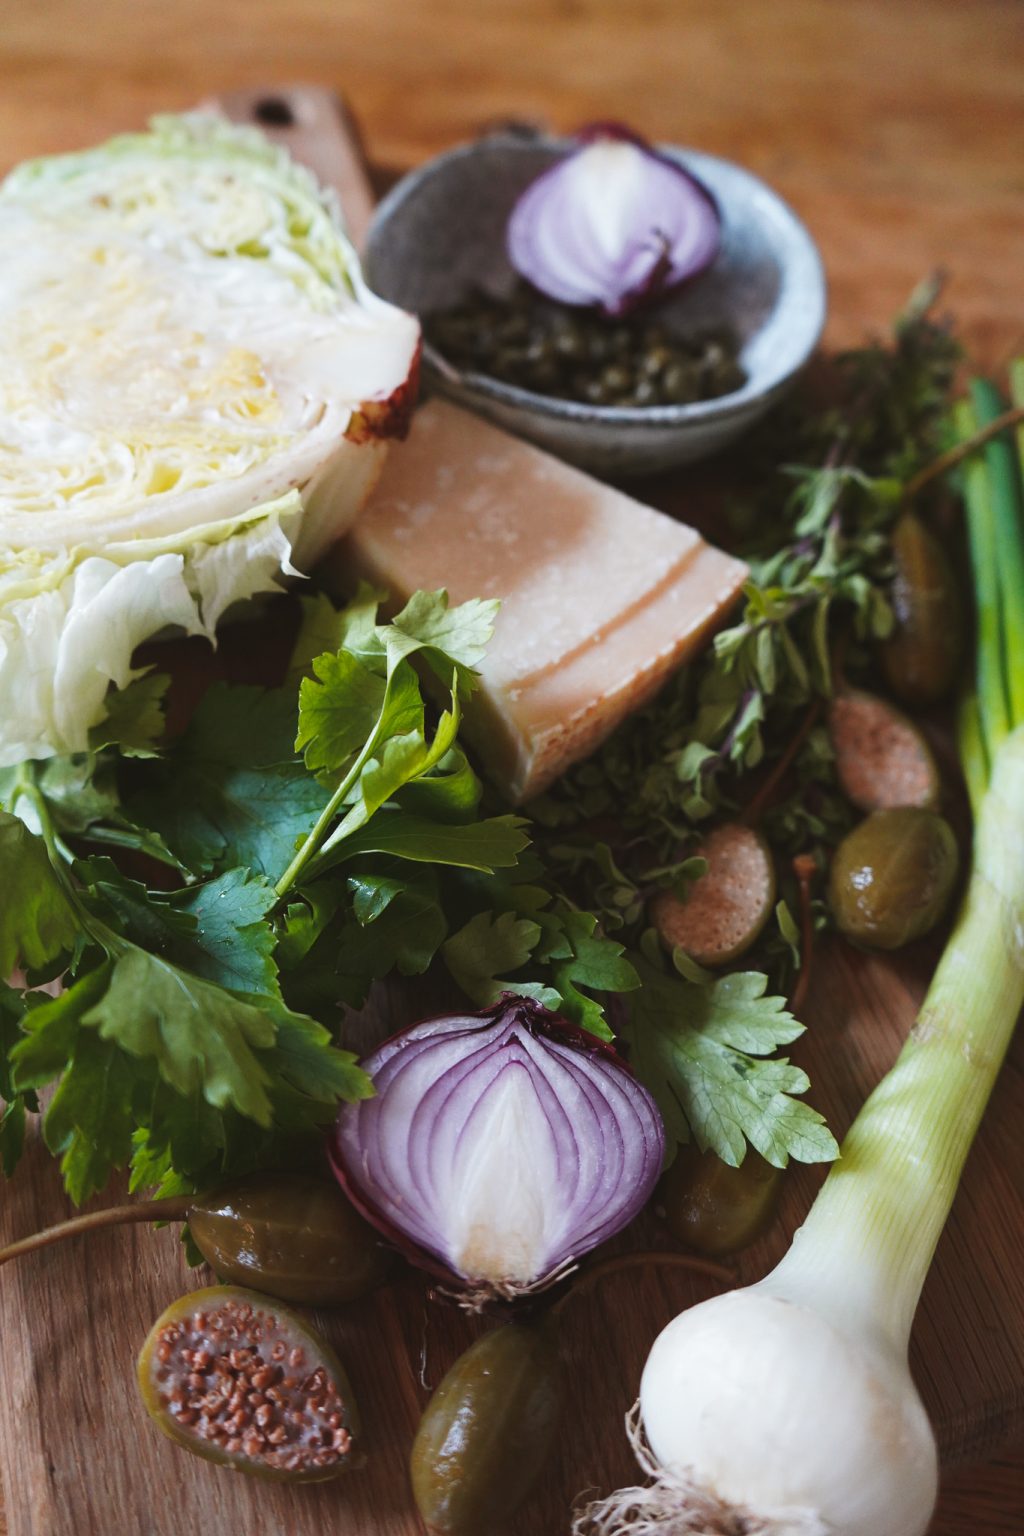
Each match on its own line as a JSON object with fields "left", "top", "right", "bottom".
{"left": 506, "top": 124, "right": 721, "bottom": 316}
{"left": 330, "top": 996, "right": 665, "bottom": 1297}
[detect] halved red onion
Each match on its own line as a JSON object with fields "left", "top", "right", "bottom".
{"left": 330, "top": 997, "right": 665, "bottom": 1300}
{"left": 506, "top": 123, "right": 721, "bottom": 317}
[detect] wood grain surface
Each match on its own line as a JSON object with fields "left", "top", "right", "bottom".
{"left": 1, "top": 4, "right": 1023, "bottom": 1532}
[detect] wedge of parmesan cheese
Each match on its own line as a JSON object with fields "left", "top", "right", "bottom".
{"left": 341, "top": 400, "right": 748, "bottom": 802}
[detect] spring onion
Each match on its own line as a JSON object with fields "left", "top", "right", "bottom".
{"left": 575, "top": 371, "right": 1024, "bottom": 1536}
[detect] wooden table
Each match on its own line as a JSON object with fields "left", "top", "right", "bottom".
{"left": 1, "top": 3, "right": 1022, "bottom": 1531}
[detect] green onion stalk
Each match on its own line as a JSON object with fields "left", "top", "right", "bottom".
{"left": 574, "top": 369, "right": 1024, "bottom": 1536}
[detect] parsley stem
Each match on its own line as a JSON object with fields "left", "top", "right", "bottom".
{"left": 13, "top": 764, "right": 121, "bottom": 952}
{"left": 274, "top": 732, "right": 379, "bottom": 898}
{"left": 19, "top": 778, "right": 69, "bottom": 877}
{"left": 0, "top": 1194, "right": 194, "bottom": 1268}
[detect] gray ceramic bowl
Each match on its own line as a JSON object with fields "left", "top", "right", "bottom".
{"left": 366, "top": 132, "right": 826, "bottom": 476}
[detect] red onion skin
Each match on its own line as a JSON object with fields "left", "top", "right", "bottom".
{"left": 576, "top": 120, "right": 650, "bottom": 149}
{"left": 356, "top": 991, "right": 641, "bottom": 1074}
{"left": 329, "top": 996, "right": 665, "bottom": 1300}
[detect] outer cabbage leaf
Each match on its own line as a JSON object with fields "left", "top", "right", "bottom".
{"left": 0, "top": 113, "right": 419, "bottom": 765}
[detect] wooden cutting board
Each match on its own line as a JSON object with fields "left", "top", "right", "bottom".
{"left": 0, "top": 86, "right": 1022, "bottom": 1536}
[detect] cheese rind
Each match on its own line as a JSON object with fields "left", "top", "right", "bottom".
{"left": 341, "top": 400, "right": 747, "bottom": 802}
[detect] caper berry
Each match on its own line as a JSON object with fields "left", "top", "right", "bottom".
{"left": 410, "top": 1319, "right": 563, "bottom": 1536}
{"left": 650, "top": 823, "right": 776, "bottom": 968}
{"left": 716, "top": 360, "right": 747, "bottom": 394}
{"left": 828, "top": 689, "right": 939, "bottom": 812}
{"left": 137, "top": 1285, "right": 359, "bottom": 1481}
{"left": 553, "top": 323, "right": 584, "bottom": 359}
{"left": 422, "top": 281, "right": 745, "bottom": 408}
{"left": 659, "top": 1144, "right": 783, "bottom": 1257}
{"left": 640, "top": 345, "right": 672, "bottom": 377}
{"left": 188, "top": 1172, "right": 393, "bottom": 1307}
{"left": 663, "top": 360, "right": 701, "bottom": 402}
{"left": 601, "top": 363, "right": 633, "bottom": 394}
{"left": 527, "top": 359, "right": 560, "bottom": 390}
{"left": 829, "top": 807, "right": 959, "bottom": 950}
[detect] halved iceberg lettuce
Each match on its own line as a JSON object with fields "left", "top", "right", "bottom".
{"left": 0, "top": 113, "right": 420, "bottom": 764}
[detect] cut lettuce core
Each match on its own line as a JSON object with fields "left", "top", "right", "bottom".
{"left": 0, "top": 113, "right": 419, "bottom": 764}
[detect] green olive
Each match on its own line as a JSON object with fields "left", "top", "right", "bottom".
{"left": 659, "top": 1144, "right": 783, "bottom": 1257}
{"left": 829, "top": 807, "right": 959, "bottom": 950}
{"left": 410, "top": 1319, "right": 563, "bottom": 1535}
{"left": 137, "top": 1285, "right": 359, "bottom": 1481}
{"left": 188, "top": 1173, "right": 393, "bottom": 1307}
{"left": 880, "top": 510, "right": 962, "bottom": 703}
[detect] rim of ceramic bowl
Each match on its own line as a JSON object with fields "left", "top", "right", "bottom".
{"left": 368, "top": 133, "right": 827, "bottom": 428}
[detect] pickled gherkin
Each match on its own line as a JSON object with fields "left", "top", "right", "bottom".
{"left": 410, "top": 1319, "right": 563, "bottom": 1535}
{"left": 188, "top": 1172, "right": 393, "bottom": 1307}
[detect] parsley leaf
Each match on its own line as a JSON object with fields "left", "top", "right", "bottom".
{"left": 3, "top": 754, "right": 187, "bottom": 877}
{"left": 0, "top": 811, "right": 79, "bottom": 975}
{"left": 0, "top": 983, "right": 36, "bottom": 1177}
{"left": 442, "top": 910, "right": 549, "bottom": 1007}
{"left": 42, "top": 1030, "right": 140, "bottom": 1204}
{"left": 296, "top": 650, "right": 388, "bottom": 776}
{"left": 320, "top": 810, "right": 529, "bottom": 874}
{"left": 542, "top": 910, "right": 638, "bottom": 1039}
{"left": 129, "top": 684, "right": 326, "bottom": 877}
{"left": 9, "top": 934, "right": 370, "bottom": 1200}
{"left": 10, "top": 966, "right": 113, "bottom": 1090}
{"left": 167, "top": 870, "right": 279, "bottom": 995}
{"left": 387, "top": 588, "right": 498, "bottom": 695}
{"left": 440, "top": 891, "right": 636, "bottom": 1039}
{"left": 289, "top": 869, "right": 448, "bottom": 1013}
{"left": 264, "top": 1006, "right": 372, "bottom": 1105}
{"left": 623, "top": 955, "right": 838, "bottom": 1168}
{"left": 82, "top": 948, "right": 278, "bottom": 1125}
{"left": 89, "top": 671, "right": 171, "bottom": 757}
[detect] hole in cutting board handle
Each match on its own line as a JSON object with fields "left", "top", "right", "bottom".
{"left": 253, "top": 96, "right": 296, "bottom": 128}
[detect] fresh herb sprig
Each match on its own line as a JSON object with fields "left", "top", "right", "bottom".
{"left": 0, "top": 588, "right": 644, "bottom": 1202}
{"left": 533, "top": 287, "right": 961, "bottom": 953}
